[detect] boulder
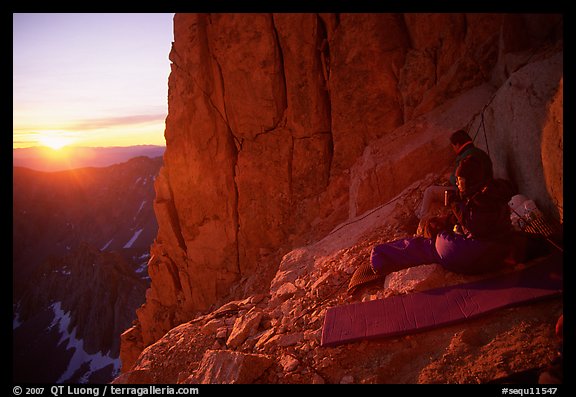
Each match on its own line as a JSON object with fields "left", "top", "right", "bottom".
{"left": 185, "top": 350, "right": 274, "bottom": 384}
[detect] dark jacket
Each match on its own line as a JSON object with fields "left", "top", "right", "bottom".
{"left": 450, "top": 178, "right": 514, "bottom": 241}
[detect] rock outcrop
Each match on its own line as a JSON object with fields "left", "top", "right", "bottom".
{"left": 121, "top": 13, "right": 563, "bottom": 380}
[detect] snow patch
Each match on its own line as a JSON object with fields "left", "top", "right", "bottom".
{"left": 134, "top": 200, "right": 147, "bottom": 220}
{"left": 49, "top": 302, "right": 120, "bottom": 383}
{"left": 101, "top": 239, "right": 113, "bottom": 251}
{"left": 135, "top": 253, "right": 150, "bottom": 274}
{"left": 136, "top": 261, "right": 149, "bottom": 275}
{"left": 123, "top": 228, "right": 143, "bottom": 249}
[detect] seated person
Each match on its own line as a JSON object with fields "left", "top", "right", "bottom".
{"left": 349, "top": 155, "right": 513, "bottom": 295}
{"left": 416, "top": 129, "right": 493, "bottom": 220}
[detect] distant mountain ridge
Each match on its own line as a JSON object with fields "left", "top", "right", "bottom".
{"left": 13, "top": 155, "right": 162, "bottom": 383}
{"left": 13, "top": 144, "right": 166, "bottom": 172}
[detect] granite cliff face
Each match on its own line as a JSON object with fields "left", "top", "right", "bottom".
{"left": 120, "top": 13, "right": 563, "bottom": 380}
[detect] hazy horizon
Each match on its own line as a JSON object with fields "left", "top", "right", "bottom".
{"left": 13, "top": 13, "right": 174, "bottom": 149}
{"left": 13, "top": 143, "right": 166, "bottom": 150}
{"left": 13, "top": 144, "right": 166, "bottom": 172}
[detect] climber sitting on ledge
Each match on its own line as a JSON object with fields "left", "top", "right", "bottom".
{"left": 416, "top": 129, "right": 493, "bottom": 221}
{"left": 348, "top": 155, "right": 517, "bottom": 295}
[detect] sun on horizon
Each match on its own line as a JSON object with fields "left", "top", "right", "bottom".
{"left": 38, "top": 135, "right": 74, "bottom": 150}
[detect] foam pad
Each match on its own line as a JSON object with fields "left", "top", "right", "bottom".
{"left": 321, "top": 254, "right": 562, "bottom": 346}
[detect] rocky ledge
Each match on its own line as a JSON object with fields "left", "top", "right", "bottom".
{"left": 115, "top": 177, "right": 562, "bottom": 384}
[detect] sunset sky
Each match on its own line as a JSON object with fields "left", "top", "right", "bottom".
{"left": 13, "top": 13, "right": 174, "bottom": 149}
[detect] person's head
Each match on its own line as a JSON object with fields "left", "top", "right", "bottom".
{"left": 455, "top": 155, "right": 485, "bottom": 196}
{"left": 450, "top": 129, "right": 472, "bottom": 153}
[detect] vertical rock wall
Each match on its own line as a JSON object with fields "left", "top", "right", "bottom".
{"left": 121, "top": 13, "right": 562, "bottom": 371}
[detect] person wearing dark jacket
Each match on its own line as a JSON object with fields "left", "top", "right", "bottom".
{"left": 349, "top": 155, "right": 514, "bottom": 294}
{"left": 433, "top": 155, "right": 512, "bottom": 274}
{"left": 416, "top": 129, "right": 493, "bottom": 219}
{"left": 448, "top": 129, "right": 493, "bottom": 187}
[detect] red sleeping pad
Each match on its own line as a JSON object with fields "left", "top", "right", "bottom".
{"left": 321, "top": 254, "right": 562, "bottom": 347}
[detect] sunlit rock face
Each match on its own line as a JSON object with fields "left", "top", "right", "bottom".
{"left": 123, "top": 13, "right": 562, "bottom": 373}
